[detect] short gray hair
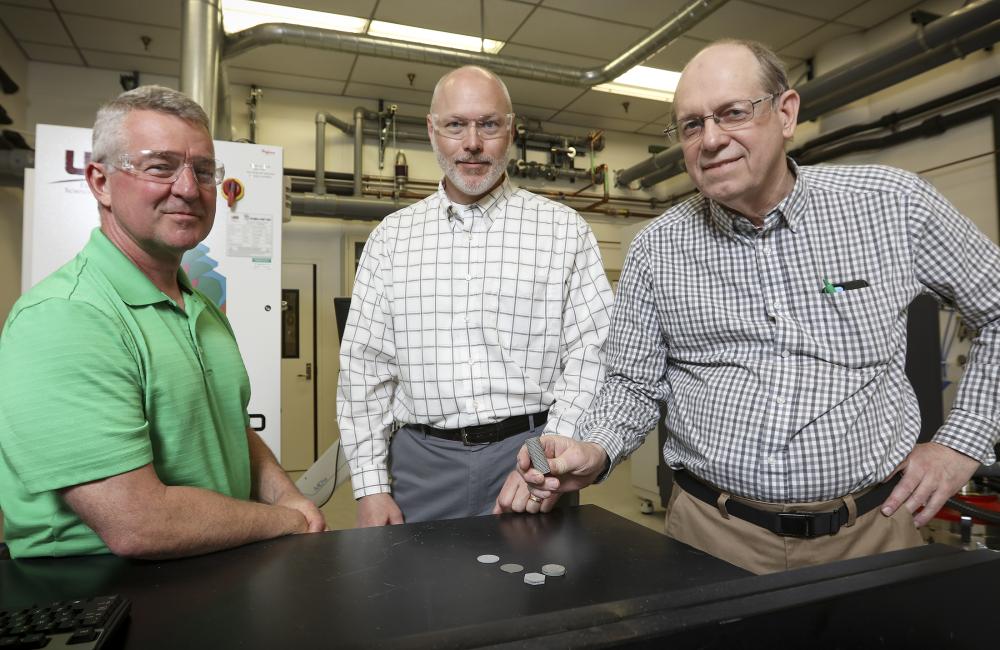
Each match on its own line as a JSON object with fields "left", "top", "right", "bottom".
{"left": 92, "top": 85, "right": 210, "bottom": 162}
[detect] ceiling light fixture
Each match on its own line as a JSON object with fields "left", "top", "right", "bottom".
{"left": 367, "top": 20, "right": 504, "bottom": 54}
{"left": 221, "top": 1, "right": 505, "bottom": 54}
{"left": 221, "top": 0, "right": 368, "bottom": 34}
{"left": 593, "top": 65, "right": 680, "bottom": 102}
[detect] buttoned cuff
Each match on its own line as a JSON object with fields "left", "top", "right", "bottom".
{"left": 350, "top": 465, "right": 391, "bottom": 499}
{"left": 582, "top": 425, "right": 626, "bottom": 483}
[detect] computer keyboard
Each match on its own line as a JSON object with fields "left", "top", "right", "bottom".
{"left": 0, "top": 595, "right": 130, "bottom": 649}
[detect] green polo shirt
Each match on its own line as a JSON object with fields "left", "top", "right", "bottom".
{"left": 0, "top": 229, "right": 252, "bottom": 557}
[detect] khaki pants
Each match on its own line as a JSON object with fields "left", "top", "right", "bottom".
{"left": 665, "top": 481, "right": 925, "bottom": 575}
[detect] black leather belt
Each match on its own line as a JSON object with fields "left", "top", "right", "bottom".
{"left": 414, "top": 411, "right": 548, "bottom": 446}
{"left": 674, "top": 470, "right": 900, "bottom": 538}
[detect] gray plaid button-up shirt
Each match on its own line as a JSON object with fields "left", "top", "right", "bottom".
{"left": 582, "top": 161, "right": 1000, "bottom": 502}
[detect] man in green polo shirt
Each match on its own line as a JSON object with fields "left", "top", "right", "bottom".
{"left": 0, "top": 85, "right": 325, "bottom": 559}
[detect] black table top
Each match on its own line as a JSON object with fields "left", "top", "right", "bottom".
{"left": 7, "top": 505, "right": 1000, "bottom": 648}
{"left": 0, "top": 505, "right": 750, "bottom": 648}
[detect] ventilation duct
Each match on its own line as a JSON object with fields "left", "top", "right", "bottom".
{"left": 223, "top": 0, "right": 729, "bottom": 87}
{"left": 181, "top": 0, "right": 222, "bottom": 133}
{"left": 797, "top": 0, "right": 1000, "bottom": 122}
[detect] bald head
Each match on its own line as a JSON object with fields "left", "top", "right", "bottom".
{"left": 676, "top": 43, "right": 759, "bottom": 111}
{"left": 430, "top": 66, "right": 512, "bottom": 115}
{"left": 677, "top": 40, "right": 788, "bottom": 111}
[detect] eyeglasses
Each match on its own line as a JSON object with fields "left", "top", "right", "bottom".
{"left": 112, "top": 150, "right": 225, "bottom": 188}
{"left": 429, "top": 113, "right": 514, "bottom": 140}
{"left": 664, "top": 93, "right": 780, "bottom": 144}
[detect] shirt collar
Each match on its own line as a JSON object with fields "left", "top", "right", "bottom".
{"left": 706, "top": 157, "right": 805, "bottom": 236}
{"left": 82, "top": 228, "right": 194, "bottom": 307}
{"left": 772, "top": 157, "right": 806, "bottom": 233}
{"left": 436, "top": 177, "right": 513, "bottom": 226}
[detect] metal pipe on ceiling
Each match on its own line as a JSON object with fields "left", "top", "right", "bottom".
{"left": 352, "top": 107, "right": 364, "bottom": 197}
{"left": 797, "top": 0, "right": 1000, "bottom": 122}
{"left": 314, "top": 108, "right": 427, "bottom": 195}
{"left": 314, "top": 113, "right": 331, "bottom": 195}
{"left": 794, "top": 99, "right": 1000, "bottom": 165}
{"left": 216, "top": 61, "right": 233, "bottom": 140}
{"left": 291, "top": 193, "right": 414, "bottom": 219}
{"left": 289, "top": 189, "right": 661, "bottom": 221}
{"left": 799, "top": 20, "right": 1000, "bottom": 122}
{"left": 223, "top": 0, "right": 729, "bottom": 87}
{"left": 615, "top": 144, "right": 682, "bottom": 189}
{"left": 181, "top": 0, "right": 221, "bottom": 134}
{"left": 790, "top": 73, "right": 1000, "bottom": 156}
{"left": 636, "top": 156, "right": 686, "bottom": 189}
{"left": 616, "top": 0, "right": 1000, "bottom": 189}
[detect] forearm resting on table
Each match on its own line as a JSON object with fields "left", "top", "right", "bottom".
{"left": 246, "top": 427, "right": 300, "bottom": 504}
{"left": 63, "top": 464, "right": 308, "bottom": 560}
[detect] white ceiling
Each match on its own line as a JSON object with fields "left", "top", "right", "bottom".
{"left": 1, "top": 0, "right": 928, "bottom": 135}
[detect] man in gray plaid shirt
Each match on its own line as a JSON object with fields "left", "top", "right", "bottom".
{"left": 517, "top": 39, "right": 1000, "bottom": 573}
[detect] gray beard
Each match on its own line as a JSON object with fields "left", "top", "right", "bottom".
{"left": 433, "top": 141, "right": 509, "bottom": 198}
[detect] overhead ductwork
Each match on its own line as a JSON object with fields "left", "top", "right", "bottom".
{"left": 188, "top": 0, "right": 730, "bottom": 196}
{"left": 789, "top": 73, "right": 1000, "bottom": 162}
{"left": 797, "top": 0, "right": 1000, "bottom": 122}
{"left": 223, "top": 0, "right": 729, "bottom": 87}
{"left": 615, "top": 0, "right": 1000, "bottom": 189}
{"left": 181, "top": 0, "right": 222, "bottom": 134}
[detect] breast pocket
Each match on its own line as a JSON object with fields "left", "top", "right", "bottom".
{"left": 483, "top": 271, "right": 564, "bottom": 351}
{"left": 808, "top": 287, "right": 898, "bottom": 367}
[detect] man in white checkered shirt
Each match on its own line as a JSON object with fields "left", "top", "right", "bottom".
{"left": 516, "top": 40, "right": 1000, "bottom": 573}
{"left": 337, "top": 66, "right": 614, "bottom": 526}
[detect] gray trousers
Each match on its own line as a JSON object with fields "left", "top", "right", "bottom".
{"left": 389, "top": 422, "right": 545, "bottom": 523}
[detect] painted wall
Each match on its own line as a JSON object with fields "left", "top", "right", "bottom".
{"left": 0, "top": 26, "right": 28, "bottom": 538}
{"left": 0, "top": 27, "right": 28, "bottom": 329}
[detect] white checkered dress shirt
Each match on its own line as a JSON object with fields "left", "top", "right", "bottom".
{"left": 581, "top": 161, "right": 1000, "bottom": 503}
{"left": 339, "top": 180, "right": 614, "bottom": 498}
